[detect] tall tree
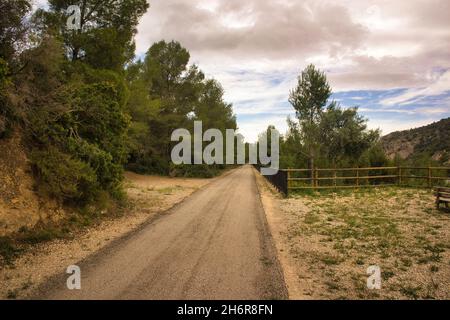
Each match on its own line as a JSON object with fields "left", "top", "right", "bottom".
{"left": 194, "top": 79, "right": 236, "bottom": 131}
{"left": 143, "top": 41, "right": 205, "bottom": 171}
{"left": 289, "top": 64, "right": 332, "bottom": 170}
{"left": 36, "top": 0, "right": 149, "bottom": 70}
{"left": 0, "top": 0, "right": 32, "bottom": 137}
{"left": 0, "top": 0, "right": 31, "bottom": 66}
{"left": 144, "top": 40, "right": 191, "bottom": 100}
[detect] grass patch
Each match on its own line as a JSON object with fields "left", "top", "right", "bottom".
{"left": 304, "top": 212, "right": 321, "bottom": 225}
{"left": 400, "top": 286, "right": 421, "bottom": 299}
{"left": 319, "top": 253, "right": 343, "bottom": 265}
{"left": 18, "top": 228, "right": 68, "bottom": 244}
{"left": 382, "top": 270, "right": 395, "bottom": 281}
{"left": 325, "top": 280, "right": 341, "bottom": 291}
{"left": 6, "top": 289, "right": 19, "bottom": 299}
{"left": 281, "top": 187, "right": 450, "bottom": 299}
{"left": 155, "top": 186, "right": 184, "bottom": 195}
{"left": 0, "top": 237, "right": 22, "bottom": 265}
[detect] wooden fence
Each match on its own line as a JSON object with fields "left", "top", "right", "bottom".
{"left": 256, "top": 166, "right": 450, "bottom": 196}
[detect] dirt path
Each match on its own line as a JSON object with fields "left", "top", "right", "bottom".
{"left": 33, "top": 165, "right": 287, "bottom": 300}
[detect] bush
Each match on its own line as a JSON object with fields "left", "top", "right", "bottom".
{"left": 30, "top": 147, "right": 98, "bottom": 202}
{"left": 28, "top": 80, "right": 130, "bottom": 204}
{"left": 0, "top": 58, "right": 13, "bottom": 139}
{"left": 169, "top": 163, "right": 221, "bottom": 178}
{"left": 0, "top": 236, "right": 21, "bottom": 265}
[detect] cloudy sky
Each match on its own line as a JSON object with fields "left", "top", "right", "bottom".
{"left": 37, "top": 0, "right": 450, "bottom": 141}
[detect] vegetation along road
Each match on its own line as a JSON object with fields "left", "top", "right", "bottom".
{"left": 35, "top": 166, "right": 287, "bottom": 299}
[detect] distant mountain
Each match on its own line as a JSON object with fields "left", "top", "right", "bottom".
{"left": 380, "top": 118, "right": 450, "bottom": 164}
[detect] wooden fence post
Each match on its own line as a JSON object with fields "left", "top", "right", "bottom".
{"left": 282, "top": 170, "right": 288, "bottom": 197}
{"left": 356, "top": 169, "right": 359, "bottom": 188}
{"left": 315, "top": 169, "right": 319, "bottom": 188}
{"left": 398, "top": 167, "right": 402, "bottom": 186}
{"left": 333, "top": 169, "right": 337, "bottom": 189}
{"left": 428, "top": 167, "right": 432, "bottom": 188}
{"left": 287, "top": 169, "right": 291, "bottom": 191}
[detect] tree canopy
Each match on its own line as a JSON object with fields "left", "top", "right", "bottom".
{"left": 126, "top": 40, "right": 236, "bottom": 176}
{"left": 274, "top": 64, "right": 386, "bottom": 170}
{"left": 36, "top": 0, "right": 149, "bottom": 70}
{"left": 1, "top": 2, "right": 236, "bottom": 208}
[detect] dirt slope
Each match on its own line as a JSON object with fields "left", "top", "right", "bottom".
{"left": 0, "top": 134, "right": 64, "bottom": 237}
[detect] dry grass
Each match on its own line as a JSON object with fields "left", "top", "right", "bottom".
{"left": 278, "top": 187, "right": 450, "bottom": 299}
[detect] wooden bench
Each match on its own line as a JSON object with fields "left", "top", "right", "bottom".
{"left": 435, "top": 187, "right": 450, "bottom": 210}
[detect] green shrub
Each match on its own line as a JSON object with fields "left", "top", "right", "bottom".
{"left": 30, "top": 147, "right": 98, "bottom": 202}
{"left": 0, "top": 58, "right": 14, "bottom": 139}
{"left": 0, "top": 237, "right": 21, "bottom": 265}
{"left": 18, "top": 227, "right": 65, "bottom": 244}
{"left": 29, "top": 81, "right": 129, "bottom": 204}
{"left": 169, "top": 163, "right": 220, "bottom": 178}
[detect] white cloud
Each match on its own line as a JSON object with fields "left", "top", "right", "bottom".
{"left": 236, "top": 115, "right": 290, "bottom": 143}
{"left": 381, "top": 70, "right": 450, "bottom": 105}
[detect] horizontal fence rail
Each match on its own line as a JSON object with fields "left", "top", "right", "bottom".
{"left": 254, "top": 165, "right": 450, "bottom": 197}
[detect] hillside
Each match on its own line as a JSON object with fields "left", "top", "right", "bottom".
{"left": 380, "top": 118, "right": 450, "bottom": 164}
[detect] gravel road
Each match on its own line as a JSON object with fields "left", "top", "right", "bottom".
{"left": 35, "top": 165, "right": 287, "bottom": 300}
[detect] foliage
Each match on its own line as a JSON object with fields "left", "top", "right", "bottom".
{"left": 125, "top": 40, "right": 237, "bottom": 175}
{"left": 29, "top": 78, "right": 130, "bottom": 203}
{"left": 36, "top": 0, "right": 149, "bottom": 70}
{"left": 30, "top": 146, "right": 98, "bottom": 201}
{"left": 274, "top": 64, "right": 386, "bottom": 169}
{"left": 0, "top": 236, "right": 22, "bottom": 265}
{"left": 0, "top": 0, "right": 32, "bottom": 65}
{"left": 0, "top": 0, "right": 32, "bottom": 137}
{"left": 1, "top": 1, "right": 147, "bottom": 205}
{"left": 289, "top": 64, "right": 332, "bottom": 124}
{"left": 0, "top": 58, "right": 11, "bottom": 137}
{"left": 288, "top": 64, "right": 332, "bottom": 169}
{"left": 169, "top": 163, "right": 222, "bottom": 178}
{"left": 318, "top": 102, "right": 380, "bottom": 166}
